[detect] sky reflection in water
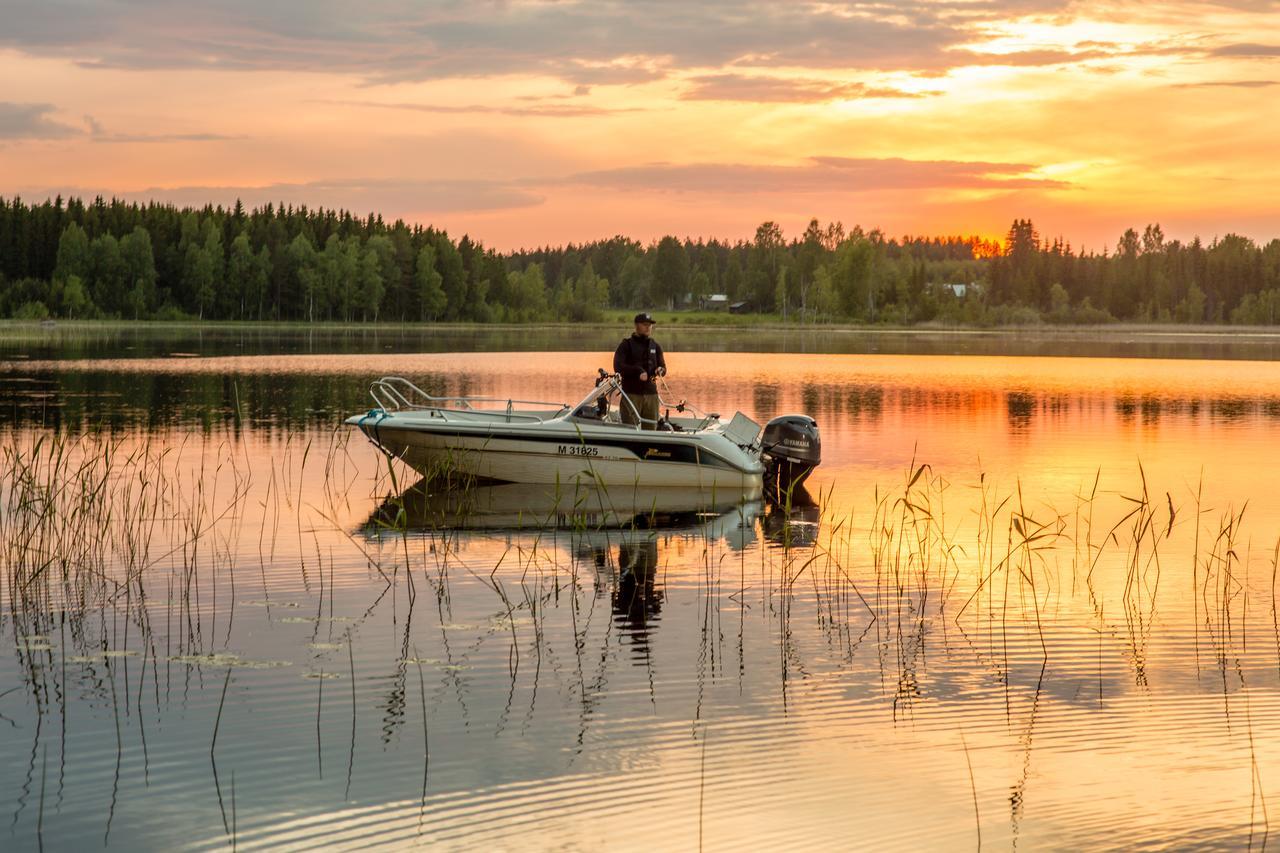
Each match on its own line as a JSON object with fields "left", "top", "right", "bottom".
{"left": 3, "top": 348, "right": 1280, "bottom": 850}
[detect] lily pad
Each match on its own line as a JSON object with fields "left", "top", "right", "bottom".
{"left": 490, "top": 616, "right": 534, "bottom": 630}
{"left": 169, "top": 653, "right": 291, "bottom": 669}
{"left": 66, "top": 650, "right": 138, "bottom": 662}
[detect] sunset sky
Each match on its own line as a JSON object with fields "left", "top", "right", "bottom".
{"left": 1, "top": 0, "right": 1278, "bottom": 250}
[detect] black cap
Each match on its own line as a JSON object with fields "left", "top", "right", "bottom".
{"left": 634, "top": 312, "right": 656, "bottom": 324}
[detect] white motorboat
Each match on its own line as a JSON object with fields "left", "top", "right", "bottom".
{"left": 346, "top": 371, "right": 820, "bottom": 498}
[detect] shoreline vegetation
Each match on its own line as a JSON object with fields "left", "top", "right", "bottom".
{"left": 3, "top": 196, "right": 1280, "bottom": 329}
{"left": 12, "top": 319, "right": 1280, "bottom": 375}
{"left": 12, "top": 316, "right": 1280, "bottom": 337}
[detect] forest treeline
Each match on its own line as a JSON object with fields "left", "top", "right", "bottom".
{"left": 3, "top": 196, "right": 1280, "bottom": 325}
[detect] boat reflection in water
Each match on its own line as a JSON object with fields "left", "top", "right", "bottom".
{"left": 363, "top": 479, "right": 821, "bottom": 651}
{"left": 364, "top": 480, "right": 822, "bottom": 552}
{"left": 364, "top": 479, "right": 771, "bottom": 536}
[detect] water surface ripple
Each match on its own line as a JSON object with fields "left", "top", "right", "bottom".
{"left": 3, "top": 346, "right": 1280, "bottom": 849}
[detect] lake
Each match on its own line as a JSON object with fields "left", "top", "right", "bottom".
{"left": 3, "top": 325, "right": 1280, "bottom": 850}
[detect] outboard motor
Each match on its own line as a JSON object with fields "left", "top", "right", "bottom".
{"left": 761, "top": 415, "right": 821, "bottom": 504}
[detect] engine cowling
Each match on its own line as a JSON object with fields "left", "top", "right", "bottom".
{"left": 761, "top": 414, "right": 820, "bottom": 503}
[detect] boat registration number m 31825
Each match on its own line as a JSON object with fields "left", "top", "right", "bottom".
{"left": 558, "top": 445, "right": 599, "bottom": 457}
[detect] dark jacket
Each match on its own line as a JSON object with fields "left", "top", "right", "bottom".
{"left": 613, "top": 333, "right": 666, "bottom": 395}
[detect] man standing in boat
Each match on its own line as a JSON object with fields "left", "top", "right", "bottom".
{"left": 613, "top": 312, "right": 667, "bottom": 429}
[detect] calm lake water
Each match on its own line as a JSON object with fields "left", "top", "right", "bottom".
{"left": 4, "top": 326, "right": 1280, "bottom": 850}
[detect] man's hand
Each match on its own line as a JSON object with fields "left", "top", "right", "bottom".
{"left": 639, "top": 371, "right": 648, "bottom": 381}
{"left": 656, "top": 366, "right": 666, "bottom": 377}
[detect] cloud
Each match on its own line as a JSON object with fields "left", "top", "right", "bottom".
{"left": 320, "top": 99, "right": 640, "bottom": 119}
{"left": 0, "top": 0, "right": 1049, "bottom": 85}
{"left": 99, "top": 178, "right": 545, "bottom": 215}
{"left": 679, "top": 74, "right": 934, "bottom": 103}
{"left": 1211, "top": 42, "right": 1280, "bottom": 57}
{"left": 18, "top": 176, "right": 545, "bottom": 219}
{"left": 1172, "top": 79, "right": 1279, "bottom": 87}
{"left": 92, "top": 132, "right": 245, "bottom": 143}
{"left": 945, "top": 48, "right": 1113, "bottom": 67}
{"left": 8, "top": 0, "right": 1244, "bottom": 93}
{"left": 0, "top": 102, "right": 80, "bottom": 139}
{"left": 72, "top": 113, "right": 244, "bottom": 143}
{"left": 85, "top": 116, "right": 244, "bottom": 143}
{"left": 19, "top": 154, "right": 1064, "bottom": 226}
{"left": 559, "top": 156, "right": 1067, "bottom": 194}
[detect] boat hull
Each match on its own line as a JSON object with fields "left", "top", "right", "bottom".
{"left": 352, "top": 417, "right": 764, "bottom": 494}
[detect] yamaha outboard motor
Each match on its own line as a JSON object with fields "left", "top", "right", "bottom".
{"left": 761, "top": 415, "right": 821, "bottom": 504}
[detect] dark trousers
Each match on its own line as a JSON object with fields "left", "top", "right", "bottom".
{"left": 621, "top": 393, "right": 660, "bottom": 429}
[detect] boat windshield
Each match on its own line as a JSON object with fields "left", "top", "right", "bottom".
{"left": 567, "top": 371, "right": 719, "bottom": 432}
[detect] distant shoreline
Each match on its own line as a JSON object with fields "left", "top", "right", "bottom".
{"left": 6, "top": 318, "right": 1280, "bottom": 340}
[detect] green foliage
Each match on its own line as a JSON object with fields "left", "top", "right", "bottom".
{"left": 1073, "top": 298, "right": 1114, "bottom": 325}
{"left": 0, "top": 196, "right": 509, "bottom": 323}
{"left": 285, "top": 233, "right": 320, "bottom": 321}
{"left": 153, "top": 303, "right": 196, "bottom": 321}
{"left": 317, "top": 234, "right": 358, "bottom": 320}
{"left": 552, "top": 262, "right": 609, "bottom": 322}
{"left": 826, "top": 236, "right": 877, "bottom": 320}
{"left": 53, "top": 274, "right": 93, "bottom": 319}
{"left": 183, "top": 239, "right": 214, "bottom": 319}
{"left": 356, "top": 243, "right": 385, "bottom": 321}
{"left": 1175, "top": 283, "right": 1206, "bottom": 323}
{"left": 119, "top": 226, "right": 158, "bottom": 319}
{"left": 54, "top": 222, "right": 91, "bottom": 285}
{"left": 749, "top": 221, "right": 786, "bottom": 309}
{"left": 226, "top": 231, "right": 269, "bottom": 319}
{"left": 984, "top": 303, "right": 1043, "bottom": 327}
{"left": 90, "top": 233, "right": 128, "bottom": 316}
{"left": 433, "top": 236, "right": 468, "bottom": 321}
{"left": 616, "top": 254, "right": 650, "bottom": 306}
{"left": 13, "top": 300, "right": 50, "bottom": 320}
{"left": 1231, "top": 290, "right": 1280, "bottom": 325}
{"left": 5, "top": 197, "right": 1280, "bottom": 326}
{"left": 505, "top": 264, "right": 549, "bottom": 322}
{"left": 811, "top": 266, "right": 839, "bottom": 319}
{"left": 414, "top": 245, "right": 446, "bottom": 321}
{"left": 652, "top": 236, "right": 689, "bottom": 310}
{"left": 0, "top": 277, "right": 56, "bottom": 317}
{"left": 1046, "top": 283, "right": 1071, "bottom": 323}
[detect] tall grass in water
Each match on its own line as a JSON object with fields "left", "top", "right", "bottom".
{"left": 6, "top": 429, "right": 1280, "bottom": 847}
{"left": 3, "top": 433, "right": 170, "bottom": 622}
{"left": 0, "top": 429, "right": 266, "bottom": 662}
